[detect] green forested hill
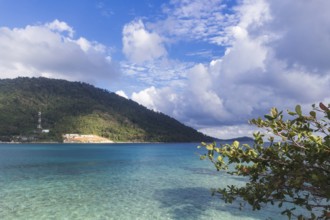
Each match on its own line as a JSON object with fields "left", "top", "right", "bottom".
{"left": 0, "top": 77, "right": 213, "bottom": 142}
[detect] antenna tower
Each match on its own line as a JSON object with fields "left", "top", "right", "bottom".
{"left": 37, "top": 111, "right": 42, "bottom": 130}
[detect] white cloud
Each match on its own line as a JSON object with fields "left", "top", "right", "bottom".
{"left": 0, "top": 20, "right": 119, "bottom": 84}
{"left": 122, "top": 19, "right": 167, "bottom": 64}
{"left": 266, "top": 0, "right": 330, "bottom": 73}
{"left": 147, "top": 0, "right": 244, "bottom": 47}
{"left": 46, "top": 19, "right": 74, "bottom": 37}
{"left": 132, "top": 86, "right": 159, "bottom": 111}
{"left": 115, "top": 90, "right": 128, "bottom": 99}
{"left": 199, "top": 124, "right": 256, "bottom": 140}
{"left": 182, "top": 63, "right": 228, "bottom": 121}
{"left": 130, "top": 0, "right": 330, "bottom": 138}
{"left": 119, "top": 58, "right": 195, "bottom": 96}
{"left": 131, "top": 86, "right": 179, "bottom": 114}
{"left": 130, "top": 61, "right": 228, "bottom": 127}
{"left": 236, "top": 0, "right": 271, "bottom": 29}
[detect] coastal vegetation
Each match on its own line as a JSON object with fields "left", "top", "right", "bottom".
{"left": 0, "top": 77, "right": 213, "bottom": 143}
{"left": 199, "top": 103, "right": 330, "bottom": 219}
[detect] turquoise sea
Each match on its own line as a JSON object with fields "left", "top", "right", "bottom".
{"left": 0, "top": 143, "right": 285, "bottom": 220}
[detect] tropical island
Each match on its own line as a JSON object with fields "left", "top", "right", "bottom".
{"left": 0, "top": 77, "right": 214, "bottom": 143}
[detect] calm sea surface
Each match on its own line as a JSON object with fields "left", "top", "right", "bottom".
{"left": 0, "top": 143, "right": 284, "bottom": 220}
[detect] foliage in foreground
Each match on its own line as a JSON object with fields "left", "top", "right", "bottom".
{"left": 199, "top": 103, "right": 330, "bottom": 219}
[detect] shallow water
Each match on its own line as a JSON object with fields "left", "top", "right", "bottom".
{"left": 0, "top": 143, "right": 284, "bottom": 220}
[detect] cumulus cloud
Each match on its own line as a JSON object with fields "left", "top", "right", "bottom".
{"left": 266, "top": 0, "right": 330, "bottom": 73}
{"left": 132, "top": 86, "right": 159, "bottom": 111}
{"left": 122, "top": 19, "right": 167, "bottom": 64}
{"left": 115, "top": 90, "right": 128, "bottom": 99}
{"left": 130, "top": 0, "right": 330, "bottom": 139}
{"left": 132, "top": 86, "right": 178, "bottom": 114}
{"left": 0, "top": 20, "right": 119, "bottom": 83}
{"left": 46, "top": 19, "right": 74, "bottom": 37}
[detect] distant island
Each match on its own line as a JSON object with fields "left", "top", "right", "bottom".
{"left": 217, "top": 136, "right": 254, "bottom": 142}
{"left": 0, "top": 77, "right": 214, "bottom": 143}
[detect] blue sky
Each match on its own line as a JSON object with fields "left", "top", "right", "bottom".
{"left": 0, "top": 0, "right": 329, "bottom": 138}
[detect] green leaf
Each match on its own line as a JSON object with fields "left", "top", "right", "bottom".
{"left": 271, "top": 108, "right": 278, "bottom": 117}
{"left": 295, "top": 105, "right": 302, "bottom": 116}
{"left": 206, "top": 144, "right": 214, "bottom": 150}
{"left": 311, "top": 174, "right": 319, "bottom": 181}
{"left": 264, "top": 114, "right": 274, "bottom": 120}
{"left": 233, "top": 141, "right": 239, "bottom": 148}
{"left": 311, "top": 213, "right": 316, "bottom": 219}
{"left": 288, "top": 111, "right": 296, "bottom": 116}
{"left": 309, "top": 111, "right": 316, "bottom": 118}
